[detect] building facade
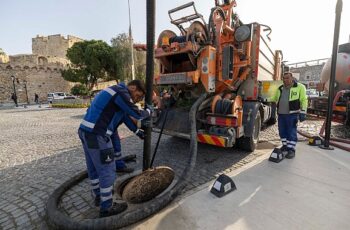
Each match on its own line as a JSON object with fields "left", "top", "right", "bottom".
{"left": 288, "top": 58, "right": 328, "bottom": 89}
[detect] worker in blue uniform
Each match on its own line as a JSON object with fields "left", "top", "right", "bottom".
{"left": 78, "top": 80, "right": 151, "bottom": 218}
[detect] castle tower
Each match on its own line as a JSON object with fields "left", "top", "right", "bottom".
{"left": 32, "top": 34, "right": 83, "bottom": 58}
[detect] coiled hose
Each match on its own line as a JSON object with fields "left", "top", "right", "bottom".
{"left": 46, "top": 93, "right": 208, "bottom": 229}
{"left": 214, "top": 99, "right": 233, "bottom": 115}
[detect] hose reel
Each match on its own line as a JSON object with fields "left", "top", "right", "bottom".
{"left": 211, "top": 94, "right": 242, "bottom": 117}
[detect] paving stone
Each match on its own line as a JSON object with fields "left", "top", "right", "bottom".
{"left": 11, "top": 209, "right": 25, "bottom": 218}
{"left": 26, "top": 206, "right": 36, "bottom": 213}
{"left": 0, "top": 216, "right": 10, "bottom": 224}
{"left": 0, "top": 219, "right": 16, "bottom": 230}
{"left": 15, "top": 214, "right": 30, "bottom": 226}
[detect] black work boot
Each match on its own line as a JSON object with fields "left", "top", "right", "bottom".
{"left": 94, "top": 196, "right": 101, "bottom": 207}
{"left": 120, "top": 154, "right": 137, "bottom": 162}
{"left": 285, "top": 150, "right": 295, "bottom": 159}
{"left": 99, "top": 201, "right": 128, "bottom": 218}
{"left": 116, "top": 166, "right": 134, "bottom": 173}
{"left": 280, "top": 145, "right": 288, "bottom": 154}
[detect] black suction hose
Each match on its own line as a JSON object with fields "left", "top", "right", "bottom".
{"left": 143, "top": 0, "right": 156, "bottom": 170}
{"left": 150, "top": 109, "right": 169, "bottom": 168}
{"left": 46, "top": 93, "right": 208, "bottom": 229}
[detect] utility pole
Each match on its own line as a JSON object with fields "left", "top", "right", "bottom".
{"left": 320, "top": 0, "right": 342, "bottom": 150}
{"left": 128, "top": 0, "right": 135, "bottom": 80}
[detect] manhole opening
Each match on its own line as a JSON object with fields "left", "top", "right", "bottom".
{"left": 117, "top": 166, "right": 175, "bottom": 204}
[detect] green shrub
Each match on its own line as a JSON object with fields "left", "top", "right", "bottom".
{"left": 71, "top": 84, "right": 90, "bottom": 96}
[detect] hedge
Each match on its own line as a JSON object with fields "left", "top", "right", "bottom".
{"left": 51, "top": 104, "right": 89, "bottom": 108}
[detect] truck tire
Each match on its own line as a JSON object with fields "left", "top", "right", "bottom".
{"left": 266, "top": 103, "right": 277, "bottom": 125}
{"left": 237, "top": 111, "right": 261, "bottom": 152}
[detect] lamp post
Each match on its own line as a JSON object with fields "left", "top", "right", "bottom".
{"left": 23, "top": 80, "right": 29, "bottom": 104}
{"left": 128, "top": 0, "right": 135, "bottom": 80}
{"left": 10, "top": 75, "right": 18, "bottom": 107}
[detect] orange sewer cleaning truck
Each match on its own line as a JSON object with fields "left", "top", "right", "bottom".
{"left": 139, "top": 0, "right": 286, "bottom": 151}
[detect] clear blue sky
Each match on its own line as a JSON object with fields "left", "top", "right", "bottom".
{"left": 1, "top": 0, "right": 349, "bottom": 63}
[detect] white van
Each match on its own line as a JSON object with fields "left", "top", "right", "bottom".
{"left": 47, "top": 92, "right": 75, "bottom": 103}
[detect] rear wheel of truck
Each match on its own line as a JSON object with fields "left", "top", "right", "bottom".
{"left": 237, "top": 111, "right": 261, "bottom": 152}
{"left": 266, "top": 103, "right": 277, "bottom": 125}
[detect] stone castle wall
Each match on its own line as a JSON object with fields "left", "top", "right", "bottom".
{"left": 0, "top": 63, "right": 73, "bottom": 104}
{"left": 0, "top": 34, "right": 82, "bottom": 105}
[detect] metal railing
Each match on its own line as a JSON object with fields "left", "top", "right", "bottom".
{"left": 288, "top": 58, "right": 329, "bottom": 68}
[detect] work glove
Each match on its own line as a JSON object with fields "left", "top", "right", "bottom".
{"left": 135, "top": 129, "right": 145, "bottom": 140}
{"left": 141, "top": 117, "right": 153, "bottom": 129}
{"left": 257, "top": 97, "right": 267, "bottom": 103}
{"left": 163, "top": 95, "right": 176, "bottom": 108}
{"left": 145, "top": 104, "right": 154, "bottom": 116}
{"left": 299, "top": 113, "right": 306, "bottom": 122}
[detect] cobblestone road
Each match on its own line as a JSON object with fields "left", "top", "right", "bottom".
{"left": 2, "top": 106, "right": 344, "bottom": 229}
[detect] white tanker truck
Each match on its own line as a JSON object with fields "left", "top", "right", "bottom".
{"left": 308, "top": 41, "right": 350, "bottom": 126}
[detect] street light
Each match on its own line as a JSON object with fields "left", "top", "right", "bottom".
{"left": 128, "top": 0, "right": 135, "bottom": 80}
{"left": 10, "top": 75, "right": 18, "bottom": 107}
{"left": 23, "top": 80, "right": 29, "bottom": 104}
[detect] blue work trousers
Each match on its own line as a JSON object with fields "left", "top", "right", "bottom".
{"left": 111, "top": 131, "right": 127, "bottom": 169}
{"left": 278, "top": 113, "right": 298, "bottom": 151}
{"left": 78, "top": 129, "right": 116, "bottom": 211}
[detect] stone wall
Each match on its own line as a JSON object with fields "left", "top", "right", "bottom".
{"left": 0, "top": 63, "right": 73, "bottom": 104}
{"left": 9, "top": 54, "right": 69, "bottom": 67}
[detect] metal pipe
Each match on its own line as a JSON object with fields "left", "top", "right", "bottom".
{"left": 143, "top": 0, "right": 155, "bottom": 170}
{"left": 320, "top": 0, "right": 342, "bottom": 150}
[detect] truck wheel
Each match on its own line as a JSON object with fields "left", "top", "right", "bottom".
{"left": 266, "top": 103, "right": 277, "bottom": 125}
{"left": 237, "top": 111, "right": 261, "bottom": 152}
{"left": 266, "top": 116, "right": 276, "bottom": 125}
